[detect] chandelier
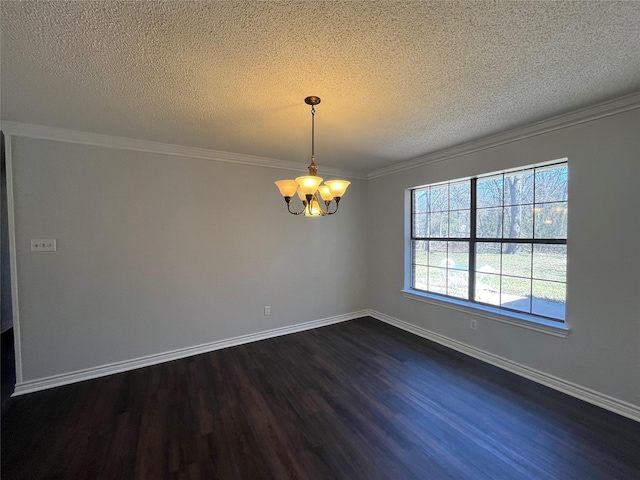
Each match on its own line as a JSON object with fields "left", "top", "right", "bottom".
{"left": 274, "top": 96, "right": 350, "bottom": 217}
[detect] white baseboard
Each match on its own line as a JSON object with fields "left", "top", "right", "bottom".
{"left": 13, "top": 310, "right": 368, "bottom": 397}
{"left": 366, "top": 309, "right": 640, "bottom": 423}
{"left": 13, "top": 309, "right": 640, "bottom": 423}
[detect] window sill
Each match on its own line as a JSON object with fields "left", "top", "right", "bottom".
{"left": 401, "top": 289, "right": 570, "bottom": 338}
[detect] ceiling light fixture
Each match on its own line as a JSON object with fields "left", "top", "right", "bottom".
{"left": 275, "top": 96, "right": 350, "bottom": 217}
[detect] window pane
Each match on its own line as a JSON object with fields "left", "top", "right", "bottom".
{"left": 477, "top": 176, "right": 503, "bottom": 207}
{"left": 535, "top": 164, "right": 568, "bottom": 203}
{"left": 449, "top": 210, "right": 470, "bottom": 238}
{"left": 532, "top": 280, "right": 566, "bottom": 320}
{"left": 504, "top": 170, "right": 533, "bottom": 205}
{"left": 477, "top": 207, "right": 502, "bottom": 238}
{"left": 503, "top": 204, "right": 533, "bottom": 238}
{"left": 448, "top": 242, "right": 469, "bottom": 271}
{"left": 502, "top": 243, "right": 532, "bottom": 278}
{"left": 532, "top": 244, "right": 566, "bottom": 282}
{"left": 412, "top": 241, "right": 428, "bottom": 266}
{"left": 428, "top": 241, "right": 447, "bottom": 267}
{"left": 534, "top": 202, "right": 567, "bottom": 239}
{"left": 500, "top": 277, "right": 531, "bottom": 313}
{"left": 448, "top": 270, "right": 469, "bottom": 299}
{"left": 475, "top": 272, "right": 500, "bottom": 305}
{"left": 429, "top": 185, "right": 448, "bottom": 212}
{"left": 476, "top": 242, "right": 501, "bottom": 273}
{"left": 413, "top": 213, "right": 428, "bottom": 238}
{"left": 449, "top": 181, "right": 470, "bottom": 210}
{"left": 413, "top": 189, "right": 429, "bottom": 213}
{"left": 428, "top": 267, "right": 447, "bottom": 295}
{"left": 413, "top": 265, "right": 428, "bottom": 291}
{"left": 429, "top": 212, "right": 449, "bottom": 237}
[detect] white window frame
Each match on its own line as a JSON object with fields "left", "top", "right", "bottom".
{"left": 403, "top": 159, "right": 570, "bottom": 338}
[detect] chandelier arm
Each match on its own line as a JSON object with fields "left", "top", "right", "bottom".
{"left": 326, "top": 197, "right": 341, "bottom": 215}
{"left": 287, "top": 205, "right": 307, "bottom": 215}
{"left": 287, "top": 206, "right": 305, "bottom": 215}
{"left": 285, "top": 198, "right": 307, "bottom": 215}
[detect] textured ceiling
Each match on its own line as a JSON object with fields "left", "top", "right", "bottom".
{"left": 2, "top": 1, "right": 640, "bottom": 173}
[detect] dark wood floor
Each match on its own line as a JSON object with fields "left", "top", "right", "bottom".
{"left": 2, "top": 317, "right": 639, "bottom": 479}
{"left": 1, "top": 328, "right": 16, "bottom": 416}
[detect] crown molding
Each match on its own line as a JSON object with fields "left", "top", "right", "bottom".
{"left": 0, "top": 121, "right": 367, "bottom": 180}
{"left": 368, "top": 91, "right": 640, "bottom": 179}
{"left": 3, "top": 91, "right": 638, "bottom": 182}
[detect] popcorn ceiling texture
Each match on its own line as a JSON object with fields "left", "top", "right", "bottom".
{"left": 2, "top": 1, "right": 639, "bottom": 173}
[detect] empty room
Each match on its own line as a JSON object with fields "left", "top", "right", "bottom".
{"left": 1, "top": 1, "right": 639, "bottom": 479}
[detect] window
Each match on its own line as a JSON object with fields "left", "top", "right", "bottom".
{"left": 410, "top": 161, "right": 567, "bottom": 322}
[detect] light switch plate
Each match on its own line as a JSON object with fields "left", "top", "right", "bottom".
{"left": 31, "top": 239, "right": 56, "bottom": 252}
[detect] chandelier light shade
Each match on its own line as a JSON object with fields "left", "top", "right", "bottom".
{"left": 275, "top": 96, "right": 350, "bottom": 217}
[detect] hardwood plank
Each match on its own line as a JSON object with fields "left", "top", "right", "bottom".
{"left": 2, "top": 317, "right": 639, "bottom": 479}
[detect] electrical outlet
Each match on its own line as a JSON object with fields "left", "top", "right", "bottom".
{"left": 470, "top": 318, "right": 477, "bottom": 331}
{"left": 31, "top": 239, "right": 56, "bottom": 252}
{"left": 264, "top": 306, "right": 271, "bottom": 316}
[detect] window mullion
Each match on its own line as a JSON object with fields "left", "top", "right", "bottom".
{"left": 469, "top": 178, "right": 477, "bottom": 302}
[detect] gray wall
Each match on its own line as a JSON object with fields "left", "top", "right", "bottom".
{"left": 7, "top": 106, "right": 640, "bottom": 411}
{"left": 10, "top": 137, "right": 368, "bottom": 381}
{"left": 368, "top": 108, "right": 640, "bottom": 407}
{"left": 1, "top": 150, "right": 14, "bottom": 333}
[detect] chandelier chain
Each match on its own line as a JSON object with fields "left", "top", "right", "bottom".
{"left": 311, "top": 104, "right": 316, "bottom": 159}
